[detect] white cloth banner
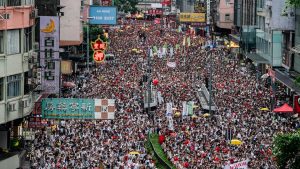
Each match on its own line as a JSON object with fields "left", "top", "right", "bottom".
{"left": 157, "top": 91, "right": 163, "bottom": 104}
{"left": 167, "top": 62, "right": 176, "bottom": 68}
{"left": 224, "top": 160, "right": 249, "bottom": 169}
{"left": 166, "top": 102, "right": 173, "bottom": 117}
{"left": 182, "top": 101, "right": 187, "bottom": 117}
{"left": 167, "top": 116, "right": 174, "bottom": 130}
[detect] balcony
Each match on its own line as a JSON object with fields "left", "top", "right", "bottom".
{"left": 0, "top": 0, "right": 35, "bottom": 7}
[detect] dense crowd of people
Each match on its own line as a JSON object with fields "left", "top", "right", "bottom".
{"left": 29, "top": 20, "right": 299, "bottom": 169}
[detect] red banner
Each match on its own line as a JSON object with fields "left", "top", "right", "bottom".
{"left": 148, "top": 9, "right": 163, "bottom": 15}
{"left": 294, "top": 95, "right": 300, "bottom": 114}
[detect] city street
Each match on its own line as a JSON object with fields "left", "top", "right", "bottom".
{"left": 28, "top": 20, "right": 298, "bottom": 168}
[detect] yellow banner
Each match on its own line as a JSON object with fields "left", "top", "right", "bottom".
{"left": 179, "top": 13, "right": 206, "bottom": 23}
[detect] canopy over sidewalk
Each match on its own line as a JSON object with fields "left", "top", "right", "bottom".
{"left": 273, "top": 103, "right": 294, "bottom": 113}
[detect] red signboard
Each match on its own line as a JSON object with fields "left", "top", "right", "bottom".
{"left": 294, "top": 95, "right": 300, "bottom": 114}
{"left": 148, "top": 9, "right": 163, "bottom": 15}
{"left": 93, "top": 51, "right": 105, "bottom": 63}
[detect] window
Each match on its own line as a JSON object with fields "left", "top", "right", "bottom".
{"left": 0, "top": 78, "right": 3, "bottom": 101}
{"left": 225, "top": 14, "right": 230, "bottom": 21}
{"left": 24, "top": 72, "right": 30, "bottom": 95}
{"left": 7, "top": 74, "right": 21, "bottom": 98}
{"left": 7, "top": 29, "right": 21, "bottom": 55}
{"left": 0, "top": 31, "right": 4, "bottom": 54}
{"left": 24, "top": 27, "right": 33, "bottom": 52}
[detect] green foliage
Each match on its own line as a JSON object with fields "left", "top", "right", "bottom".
{"left": 83, "top": 25, "right": 107, "bottom": 42}
{"left": 286, "top": 0, "right": 300, "bottom": 7}
{"left": 273, "top": 130, "right": 300, "bottom": 169}
{"left": 114, "top": 0, "right": 139, "bottom": 13}
{"left": 83, "top": 25, "right": 108, "bottom": 59}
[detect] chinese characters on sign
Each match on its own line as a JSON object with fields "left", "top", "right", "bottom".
{"left": 42, "top": 98, "right": 95, "bottom": 119}
{"left": 40, "top": 16, "right": 60, "bottom": 94}
{"left": 42, "top": 98, "right": 116, "bottom": 119}
{"left": 91, "top": 37, "right": 107, "bottom": 63}
{"left": 179, "top": 13, "right": 206, "bottom": 23}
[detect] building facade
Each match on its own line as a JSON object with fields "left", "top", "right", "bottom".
{"left": 60, "top": 0, "right": 84, "bottom": 46}
{"left": 216, "top": 0, "right": 234, "bottom": 30}
{"left": 254, "top": 0, "right": 294, "bottom": 67}
{"left": 0, "top": 0, "right": 37, "bottom": 167}
{"left": 0, "top": 0, "right": 36, "bottom": 125}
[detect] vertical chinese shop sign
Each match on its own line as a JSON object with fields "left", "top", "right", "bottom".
{"left": 40, "top": 16, "right": 60, "bottom": 94}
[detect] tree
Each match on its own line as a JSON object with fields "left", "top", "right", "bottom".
{"left": 286, "top": 0, "right": 300, "bottom": 7}
{"left": 83, "top": 25, "right": 108, "bottom": 60}
{"left": 273, "top": 130, "right": 300, "bottom": 169}
{"left": 114, "top": 0, "right": 139, "bottom": 13}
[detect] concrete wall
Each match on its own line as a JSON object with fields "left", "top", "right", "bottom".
{"left": 60, "top": 0, "right": 83, "bottom": 46}
{"left": 294, "top": 9, "right": 300, "bottom": 72}
{"left": 217, "top": 0, "right": 234, "bottom": 29}
{"left": 0, "top": 6, "right": 35, "bottom": 30}
{"left": 270, "top": 0, "right": 295, "bottom": 31}
{"left": 0, "top": 154, "right": 20, "bottom": 169}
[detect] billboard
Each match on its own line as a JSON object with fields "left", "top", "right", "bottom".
{"left": 179, "top": 13, "right": 206, "bottom": 23}
{"left": 61, "top": 60, "right": 73, "bottom": 74}
{"left": 89, "top": 6, "right": 117, "bottom": 25}
{"left": 42, "top": 98, "right": 116, "bottom": 119}
{"left": 40, "top": 16, "right": 60, "bottom": 94}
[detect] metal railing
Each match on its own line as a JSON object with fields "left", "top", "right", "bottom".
{"left": 0, "top": 0, "right": 35, "bottom": 7}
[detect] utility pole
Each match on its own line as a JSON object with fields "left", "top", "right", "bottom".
{"left": 147, "top": 47, "right": 152, "bottom": 121}
{"left": 86, "top": 1, "right": 93, "bottom": 72}
{"left": 209, "top": 50, "right": 213, "bottom": 114}
{"left": 87, "top": 23, "right": 90, "bottom": 72}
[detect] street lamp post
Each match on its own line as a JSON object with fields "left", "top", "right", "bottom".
{"left": 208, "top": 50, "right": 213, "bottom": 115}
{"left": 87, "top": 22, "right": 90, "bottom": 72}
{"left": 147, "top": 47, "right": 152, "bottom": 122}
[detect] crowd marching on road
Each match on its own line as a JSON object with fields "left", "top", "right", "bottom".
{"left": 29, "top": 20, "right": 299, "bottom": 169}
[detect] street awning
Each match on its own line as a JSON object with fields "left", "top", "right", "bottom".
{"left": 245, "top": 53, "right": 269, "bottom": 64}
{"left": 273, "top": 103, "right": 294, "bottom": 113}
{"left": 229, "top": 34, "right": 241, "bottom": 43}
{"left": 290, "top": 45, "right": 300, "bottom": 53}
{"left": 275, "top": 69, "right": 300, "bottom": 94}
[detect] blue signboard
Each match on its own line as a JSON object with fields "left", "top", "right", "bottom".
{"left": 42, "top": 98, "right": 95, "bottom": 119}
{"left": 89, "top": 6, "right": 117, "bottom": 25}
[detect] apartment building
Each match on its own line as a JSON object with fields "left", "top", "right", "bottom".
{"left": 216, "top": 0, "right": 234, "bottom": 30}
{"left": 0, "top": 0, "right": 37, "bottom": 168}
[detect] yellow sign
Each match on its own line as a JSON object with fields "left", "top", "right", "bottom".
{"left": 41, "top": 19, "right": 55, "bottom": 33}
{"left": 229, "top": 41, "right": 239, "bottom": 48}
{"left": 61, "top": 60, "right": 73, "bottom": 74}
{"left": 179, "top": 13, "right": 206, "bottom": 23}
